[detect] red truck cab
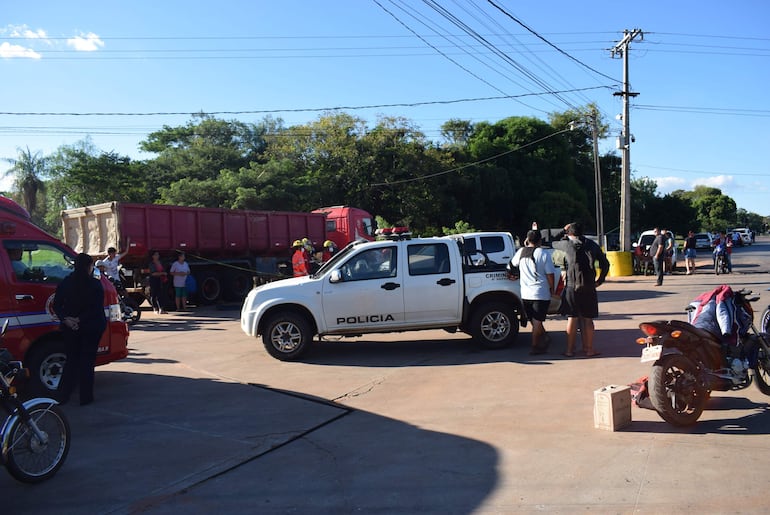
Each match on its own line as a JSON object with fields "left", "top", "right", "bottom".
{"left": 0, "top": 196, "right": 128, "bottom": 394}
{"left": 313, "top": 206, "right": 375, "bottom": 250}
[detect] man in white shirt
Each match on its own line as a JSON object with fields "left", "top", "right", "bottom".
{"left": 102, "top": 238, "right": 130, "bottom": 282}
{"left": 508, "top": 230, "right": 555, "bottom": 355}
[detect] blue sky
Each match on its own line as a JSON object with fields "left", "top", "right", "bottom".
{"left": 2, "top": 1, "right": 769, "bottom": 217}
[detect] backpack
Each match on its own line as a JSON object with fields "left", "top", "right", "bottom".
{"left": 568, "top": 239, "right": 594, "bottom": 292}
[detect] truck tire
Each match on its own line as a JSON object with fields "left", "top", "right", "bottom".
{"left": 198, "top": 273, "right": 222, "bottom": 304}
{"left": 225, "top": 270, "right": 253, "bottom": 301}
{"left": 25, "top": 339, "right": 68, "bottom": 395}
{"left": 469, "top": 301, "right": 519, "bottom": 349}
{"left": 262, "top": 312, "right": 312, "bottom": 361}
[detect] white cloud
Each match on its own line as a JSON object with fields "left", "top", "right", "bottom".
{"left": 691, "top": 175, "right": 734, "bottom": 190}
{"left": 0, "top": 41, "right": 41, "bottom": 59}
{"left": 67, "top": 32, "right": 104, "bottom": 52}
{"left": 651, "top": 176, "right": 686, "bottom": 194}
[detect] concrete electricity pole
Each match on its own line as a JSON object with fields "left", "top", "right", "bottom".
{"left": 612, "top": 29, "right": 643, "bottom": 252}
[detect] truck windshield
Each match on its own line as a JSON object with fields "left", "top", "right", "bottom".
{"left": 3, "top": 241, "right": 74, "bottom": 283}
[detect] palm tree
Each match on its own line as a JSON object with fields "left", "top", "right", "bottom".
{"left": 3, "top": 146, "right": 47, "bottom": 214}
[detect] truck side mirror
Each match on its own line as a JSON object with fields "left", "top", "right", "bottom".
{"left": 329, "top": 270, "right": 343, "bottom": 283}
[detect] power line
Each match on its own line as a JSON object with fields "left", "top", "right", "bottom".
{"left": 372, "top": 126, "right": 572, "bottom": 186}
{"left": 485, "top": 0, "right": 620, "bottom": 84}
{"left": 0, "top": 87, "right": 610, "bottom": 117}
{"left": 634, "top": 104, "right": 770, "bottom": 117}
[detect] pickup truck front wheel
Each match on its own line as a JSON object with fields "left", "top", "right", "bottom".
{"left": 262, "top": 312, "right": 312, "bottom": 361}
{"left": 470, "top": 302, "right": 519, "bottom": 349}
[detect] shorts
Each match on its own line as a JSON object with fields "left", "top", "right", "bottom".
{"left": 685, "top": 249, "right": 696, "bottom": 259}
{"left": 523, "top": 299, "right": 550, "bottom": 322}
{"left": 561, "top": 286, "right": 599, "bottom": 319}
{"left": 174, "top": 286, "right": 187, "bottom": 298}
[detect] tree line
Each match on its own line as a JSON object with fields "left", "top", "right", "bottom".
{"left": 3, "top": 108, "right": 766, "bottom": 245}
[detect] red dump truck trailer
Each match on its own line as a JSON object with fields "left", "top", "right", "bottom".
{"left": 61, "top": 202, "right": 374, "bottom": 305}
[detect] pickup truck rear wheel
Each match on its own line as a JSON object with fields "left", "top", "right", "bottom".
{"left": 262, "top": 312, "right": 312, "bottom": 360}
{"left": 470, "top": 301, "right": 519, "bottom": 349}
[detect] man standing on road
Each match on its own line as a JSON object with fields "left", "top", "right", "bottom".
{"left": 649, "top": 227, "right": 665, "bottom": 286}
{"left": 508, "top": 230, "right": 555, "bottom": 355}
{"left": 552, "top": 222, "right": 610, "bottom": 358}
{"left": 683, "top": 230, "right": 697, "bottom": 275}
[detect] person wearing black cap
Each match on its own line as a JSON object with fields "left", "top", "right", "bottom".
{"left": 508, "top": 229, "right": 555, "bottom": 355}
{"left": 552, "top": 222, "right": 610, "bottom": 358}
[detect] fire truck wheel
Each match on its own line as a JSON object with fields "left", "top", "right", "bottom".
{"left": 25, "top": 339, "right": 68, "bottom": 395}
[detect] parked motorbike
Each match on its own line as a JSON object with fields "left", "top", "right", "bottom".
{"left": 111, "top": 278, "right": 141, "bottom": 324}
{"left": 636, "top": 288, "right": 770, "bottom": 426}
{"left": 0, "top": 320, "right": 71, "bottom": 483}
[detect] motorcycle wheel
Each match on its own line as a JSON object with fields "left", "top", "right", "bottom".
{"left": 761, "top": 308, "right": 770, "bottom": 335}
{"left": 649, "top": 354, "right": 707, "bottom": 426}
{"left": 753, "top": 341, "right": 770, "bottom": 396}
{"left": 714, "top": 256, "right": 721, "bottom": 275}
{"left": 123, "top": 296, "right": 141, "bottom": 323}
{"left": 4, "top": 403, "right": 70, "bottom": 483}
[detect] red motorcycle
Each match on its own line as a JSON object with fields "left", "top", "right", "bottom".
{"left": 636, "top": 288, "right": 770, "bottom": 426}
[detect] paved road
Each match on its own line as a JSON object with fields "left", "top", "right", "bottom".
{"left": 2, "top": 237, "right": 769, "bottom": 514}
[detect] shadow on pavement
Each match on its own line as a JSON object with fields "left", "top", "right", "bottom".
{"left": 0, "top": 370, "right": 499, "bottom": 515}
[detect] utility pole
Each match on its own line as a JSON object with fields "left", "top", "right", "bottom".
{"left": 612, "top": 29, "right": 642, "bottom": 252}
{"left": 590, "top": 108, "right": 605, "bottom": 249}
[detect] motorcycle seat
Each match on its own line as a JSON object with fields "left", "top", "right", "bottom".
{"left": 668, "top": 319, "right": 722, "bottom": 344}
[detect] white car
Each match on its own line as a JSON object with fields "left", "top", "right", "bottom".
{"left": 635, "top": 230, "right": 678, "bottom": 271}
{"left": 442, "top": 232, "right": 516, "bottom": 267}
{"left": 733, "top": 227, "right": 752, "bottom": 245}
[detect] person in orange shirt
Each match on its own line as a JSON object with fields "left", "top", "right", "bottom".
{"left": 292, "top": 240, "right": 309, "bottom": 277}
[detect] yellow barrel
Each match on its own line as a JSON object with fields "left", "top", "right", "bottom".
{"left": 606, "top": 251, "right": 633, "bottom": 277}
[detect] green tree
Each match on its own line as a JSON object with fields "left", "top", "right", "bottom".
{"left": 140, "top": 115, "right": 272, "bottom": 201}
{"left": 3, "top": 146, "right": 47, "bottom": 216}
{"left": 47, "top": 141, "right": 149, "bottom": 207}
{"left": 680, "top": 186, "right": 737, "bottom": 232}
{"left": 464, "top": 115, "right": 592, "bottom": 236}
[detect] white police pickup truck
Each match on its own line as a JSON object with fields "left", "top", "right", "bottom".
{"left": 241, "top": 232, "right": 527, "bottom": 360}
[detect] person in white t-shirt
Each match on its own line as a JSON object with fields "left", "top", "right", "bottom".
{"left": 102, "top": 237, "right": 131, "bottom": 282}
{"left": 169, "top": 252, "right": 191, "bottom": 311}
{"left": 508, "top": 230, "right": 555, "bottom": 355}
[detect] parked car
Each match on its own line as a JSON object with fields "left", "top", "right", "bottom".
{"left": 732, "top": 227, "right": 752, "bottom": 246}
{"left": 635, "top": 230, "right": 678, "bottom": 272}
{"left": 694, "top": 232, "right": 714, "bottom": 250}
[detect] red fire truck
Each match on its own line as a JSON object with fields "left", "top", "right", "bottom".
{"left": 0, "top": 196, "right": 129, "bottom": 394}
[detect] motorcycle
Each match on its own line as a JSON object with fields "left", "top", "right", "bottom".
{"left": 111, "top": 278, "right": 141, "bottom": 324}
{"left": 636, "top": 287, "right": 770, "bottom": 426}
{"left": 714, "top": 246, "right": 729, "bottom": 275}
{"left": 761, "top": 289, "right": 770, "bottom": 335}
{"left": 0, "top": 320, "right": 71, "bottom": 483}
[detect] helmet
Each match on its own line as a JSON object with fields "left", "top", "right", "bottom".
{"left": 323, "top": 240, "right": 334, "bottom": 248}
{"left": 292, "top": 240, "right": 302, "bottom": 248}
{"left": 302, "top": 237, "right": 309, "bottom": 244}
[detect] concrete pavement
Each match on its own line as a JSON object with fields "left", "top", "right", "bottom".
{"left": 2, "top": 239, "right": 769, "bottom": 514}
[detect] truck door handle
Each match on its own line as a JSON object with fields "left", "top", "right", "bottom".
{"left": 381, "top": 282, "right": 401, "bottom": 290}
{"left": 436, "top": 278, "right": 456, "bottom": 286}
{"left": 15, "top": 294, "right": 34, "bottom": 301}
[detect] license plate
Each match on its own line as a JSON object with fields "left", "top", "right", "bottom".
{"left": 641, "top": 344, "right": 662, "bottom": 363}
